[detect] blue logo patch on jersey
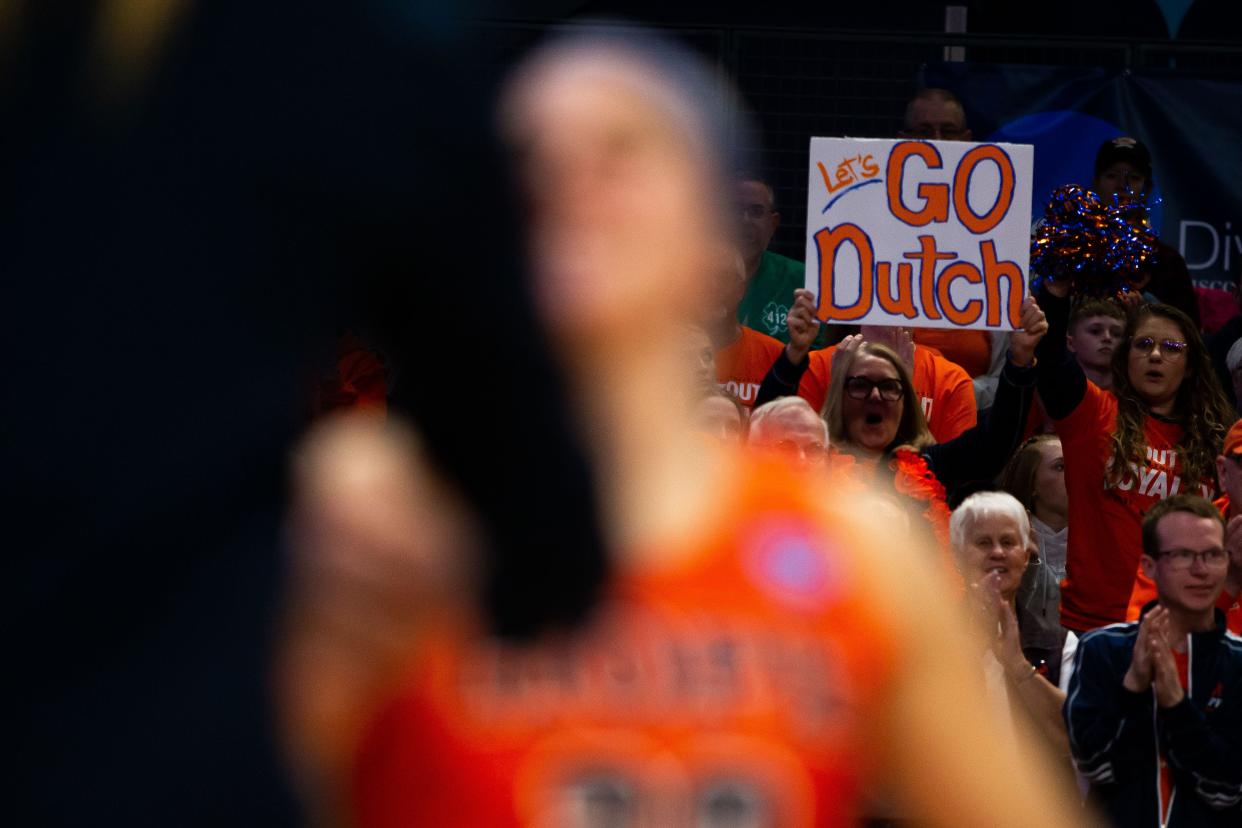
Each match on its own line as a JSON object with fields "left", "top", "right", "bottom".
{"left": 743, "top": 519, "right": 839, "bottom": 610}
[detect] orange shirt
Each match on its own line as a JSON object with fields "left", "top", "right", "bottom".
{"left": 715, "top": 326, "right": 785, "bottom": 408}
{"left": 1056, "top": 381, "right": 1215, "bottom": 632}
{"left": 912, "top": 327, "right": 992, "bottom": 378}
{"left": 351, "top": 452, "right": 900, "bottom": 828}
{"left": 1125, "top": 494, "right": 1242, "bottom": 634}
{"left": 798, "top": 345, "right": 976, "bottom": 444}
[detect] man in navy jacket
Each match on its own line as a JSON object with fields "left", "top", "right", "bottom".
{"left": 1066, "top": 495, "right": 1242, "bottom": 826}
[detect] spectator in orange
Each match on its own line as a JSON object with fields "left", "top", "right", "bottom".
{"left": 809, "top": 298, "right": 1045, "bottom": 565}
{"left": 756, "top": 289, "right": 977, "bottom": 444}
{"left": 1034, "top": 276, "right": 1234, "bottom": 634}
{"left": 709, "top": 246, "right": 785, "bottom": 407}
{"left": 748, "top": 396, "right": 828, "bottom": 470}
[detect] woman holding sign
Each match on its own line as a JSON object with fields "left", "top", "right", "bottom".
{"left": 825, "top": 308, "right": 1046, "bottom": 576}
{"left": 1033, "top": 282, "right": 1233, "bottom": 633}
{"left": 750, "top": 289, "right": 1046, "bottom": 587}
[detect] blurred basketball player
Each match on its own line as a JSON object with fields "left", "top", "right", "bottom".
{"left": 280, "top": 28, "right": 1094, "bottom": 828}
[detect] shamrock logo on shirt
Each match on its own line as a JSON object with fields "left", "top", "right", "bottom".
{"left": 761, "top": 301, "right": 788, "bottom": 337}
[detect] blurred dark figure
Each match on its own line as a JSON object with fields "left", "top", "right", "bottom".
{"left": 899, "top": 89, "right": 1001, "bottom": 402}
{"left": 1208, "top": 261, "right": 1242, "bottom": 413}
{"left": 4, "top": 1, "right": 602, "bottom": 824}
{"left": 1091, "top": 137, "right": 1200, "bottom": 328}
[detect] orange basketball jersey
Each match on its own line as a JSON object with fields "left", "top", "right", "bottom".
{"left": 351, "top": 452, "right": 900, "bottom": 827}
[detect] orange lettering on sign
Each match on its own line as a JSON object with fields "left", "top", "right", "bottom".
{"left": 818, "top": 153, "right": 881, "bottom": 195}
{"left": 981, "top": 240, "right": 1024, "bottom": 327}
{"left": 814, "top": 223, "right": 874, "bottom": 321}
{"left": 936, "top": 262, "right": 984, "bottom": 325}
{"left": 811, "top": 142, "right": 1026, "bottom": 328}
{"left": 903, "top": 235, "right": 955, "bottom": 321}
{"left": 953, "top": 145, "right": 1016, "bottom": 235}
{"left": 885, "top": 142, "right": 948, "bottom": 226}
{"left": 875, "top": 262, "right": 917, "bottom": 318}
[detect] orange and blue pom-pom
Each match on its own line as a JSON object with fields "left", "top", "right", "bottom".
{"left": 1030, "top": 184, "right": 1157, "bottom": 298}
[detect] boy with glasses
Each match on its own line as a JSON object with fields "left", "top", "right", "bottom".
{"left": 1065, "top": 494, "right": 1242, "bottom": 827}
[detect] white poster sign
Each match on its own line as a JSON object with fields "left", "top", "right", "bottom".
{"left": 805, "top": 137, "right": 1034, "bottom": 329}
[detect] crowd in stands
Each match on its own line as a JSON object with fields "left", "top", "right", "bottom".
{"left": 666, "top": 85, "right": 1241, "bottom": 828}
{"left": 22, "top": 2, "right": 1242, "bottom": 822}
{"left": 296, "top": 37, "right": 1241, "bottom": 828}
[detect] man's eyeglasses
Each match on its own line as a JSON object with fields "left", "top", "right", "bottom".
{"left": 1131, "top": 336, "right": 1188, "bottom": 359}
{"left": 844, "top": 376, "right": 904, "bottom": 401}
{"left": 775, "top": 440, "right": 828, "bottom": 460}
{"left": 1153, "top": 547, "right": 1229, "bottom": 570}
{"left": 737, "top": 204, "right": 772, "bottom": 222}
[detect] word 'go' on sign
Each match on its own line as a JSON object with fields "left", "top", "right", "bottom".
{"left": 804, "top": 137, "right": 1034, "bottom": 330}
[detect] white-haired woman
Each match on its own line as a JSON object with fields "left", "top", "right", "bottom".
{"left": 951, "top": 491, "right": 1074, "bottom": 757}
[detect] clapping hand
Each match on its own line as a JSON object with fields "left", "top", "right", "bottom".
{"left": 831, "top": 332, "right": 864, "bottom": 379}
{"left": 1123, "top": 606, "right": 1184, "bottom": 707}
{"left": 860, "top": 324, "right": 914, "bottom": 372}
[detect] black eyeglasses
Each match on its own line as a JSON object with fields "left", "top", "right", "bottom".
{"left": 1131, "top": 336, "right": 1188, "bottom": 359}
{"left": 1153, "top": 547, "right": 1229, "bottom": 570}
{"left": 844, "top": 376, "right": 903, "bottom": 401}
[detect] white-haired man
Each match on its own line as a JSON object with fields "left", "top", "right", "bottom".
{"left": 748, "top": 396, "right": 828, "bottom": 469}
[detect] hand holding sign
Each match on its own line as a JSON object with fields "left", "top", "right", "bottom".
{"left": 806, "top": 137, "right": 1033, "bottom": 331}
{"left": 1007, "top": 296, "right": 1048, "bottom": 367}
{"left": 785, "top": 288, "right": 821, "bottom": 364}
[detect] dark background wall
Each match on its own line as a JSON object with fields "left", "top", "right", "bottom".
{"left": 475, "top": 1, "right": 1242, "bottom": 261}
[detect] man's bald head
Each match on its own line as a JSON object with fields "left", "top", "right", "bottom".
{"left": 900, "top": 88, "right": 971, "bottom": 141}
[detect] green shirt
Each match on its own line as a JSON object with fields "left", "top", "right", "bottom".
{"left": 736, "top": 250, "right": 826, "bottom": 347}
